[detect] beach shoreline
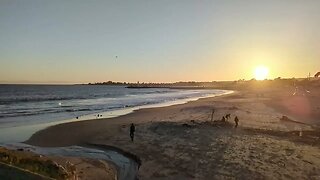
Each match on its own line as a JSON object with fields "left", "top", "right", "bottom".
{"left": 0, "top": 88, "right": 232, "bottom": 143}
{"left": 1, "top": 89, "right": 234, "bottom": 180}
{"left": 25, "top": 87, "right": 320, "bottom": 179}
{"left": 25, "top": 91, "right": 238, "bottom": 146}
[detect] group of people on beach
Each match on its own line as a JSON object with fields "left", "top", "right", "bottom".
{"left": 128, "top": 112, "right": 240, "bottom": 142}
{"left": 75, "top": 113, "right": 103, "bottom": 120}
{"left": 219, "top": 112, "right": 239, "bottom": 128}
{"left": 212, "top": 108, "right": 239, "bottom": 128}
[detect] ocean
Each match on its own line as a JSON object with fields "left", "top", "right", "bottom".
{"left": 0, "top": 85, "right": 231, "bottom": 142}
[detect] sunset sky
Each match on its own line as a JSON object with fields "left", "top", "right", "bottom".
{"left": 1, "top": 0, "right": 320, "bottom": 84}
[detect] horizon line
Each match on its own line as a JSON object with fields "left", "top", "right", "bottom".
{"left": 0, "top": 77, "right": 310, "bottom": 85}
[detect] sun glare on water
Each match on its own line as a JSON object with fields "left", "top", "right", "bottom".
{"left": 254, "top": 66, "right": 269, "bottom": 80}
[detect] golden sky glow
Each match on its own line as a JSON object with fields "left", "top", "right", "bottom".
{"left": 0, "top": 1, "right": 320, "bottom": 84}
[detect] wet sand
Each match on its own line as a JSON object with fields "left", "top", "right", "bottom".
{"left": 27, "top": 88, "right": 320, "bottom": 179}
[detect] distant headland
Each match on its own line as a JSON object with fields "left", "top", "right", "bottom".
{"left": 85, "top": 77, "right": 320, "bottom": 90}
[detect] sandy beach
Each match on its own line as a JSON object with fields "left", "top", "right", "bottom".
{"left": 25, "top": 86, "right": 320, "bottom": 179}
{"left": 2, "top": 1, "right": 320, "bottom": 179}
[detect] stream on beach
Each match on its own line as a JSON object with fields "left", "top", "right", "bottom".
{"left": 1, "top": 143, "right": 139, "bottom": 180}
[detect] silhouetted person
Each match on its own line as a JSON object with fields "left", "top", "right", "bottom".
{"left": 234, "top": 116, "right": 239, "bottom": 128}
{"left": 130, "top": 123, "right": 135, "bottom": 142}
{"left": 76, "top": 116, "right": 78, "bottom": 119}
{"left": 210, "top": 108, "right": 215, "bottom": 122}
{"left": 226, "top": 114, "right": 231, "bottom": 119}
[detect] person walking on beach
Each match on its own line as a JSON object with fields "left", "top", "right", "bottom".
{"left": 130, "top": 123, "right": 135, "bottom": 142}
{"left": 234, "top": 116, "right": 239, "bottom": 128}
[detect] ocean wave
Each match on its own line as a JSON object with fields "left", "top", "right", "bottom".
{"left": 0, "top": 86, "right": 225, "bottom": 127}
{"left": 0, "top": 108, "right": 94, "bottom": 118}
{"left": 0, "top": 96, "right": 89, "bottom": 105}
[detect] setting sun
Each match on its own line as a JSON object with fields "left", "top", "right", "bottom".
{"left": 254, "top": 66, "right": 269, "bottom": 80}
